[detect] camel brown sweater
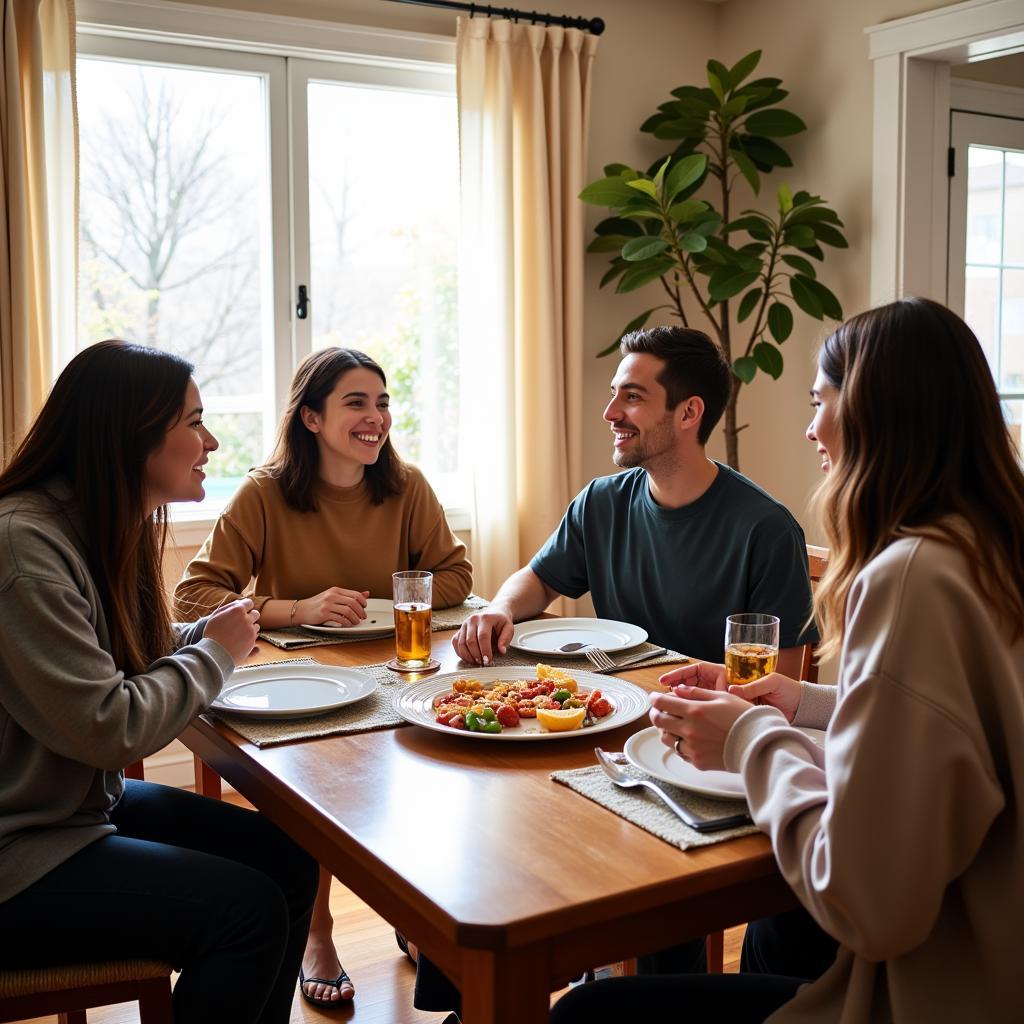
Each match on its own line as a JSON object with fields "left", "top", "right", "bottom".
{"left": 174, "top": 467, "right": 472, "bottom": 618}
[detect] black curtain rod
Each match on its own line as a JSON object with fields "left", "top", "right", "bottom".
{"left": 385, "top": 0, "right": 605, "bottom": 35}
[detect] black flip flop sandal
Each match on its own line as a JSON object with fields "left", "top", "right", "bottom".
{"left": 299, "top": 967, "right": 354, "bottom": 1008}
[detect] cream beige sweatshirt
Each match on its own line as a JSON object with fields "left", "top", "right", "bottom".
{"left": 724, "top": 535, "right": 1024, "bottom": 1023}
{"left": 174, "top": 466, "right": 472, "bottom": 619}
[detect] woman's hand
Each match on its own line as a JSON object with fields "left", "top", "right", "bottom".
{"left": 726, "top": 672, "right": 802, "bottom": 723}
{"left": 649, "top": 685, "right": 754, "bottom": 771}
{"left": 296, "top": 588, "right": 369, "bottom": 626}
{"left": 658, "top": 661, "right": 727, "bottom": 691}
{"left": 205, "top": 598, "right": 260, "bottom": 665}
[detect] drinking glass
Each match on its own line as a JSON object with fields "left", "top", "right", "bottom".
{"left": 393, "top": 571, "right": 433, "bottom": 668}
{"left": 724, "top": 613, "right": 780, "bottom": 687}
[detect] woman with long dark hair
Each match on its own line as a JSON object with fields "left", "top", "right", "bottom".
{"left": 174, "top": 346, "right": 472, "bottom": 1007}
{"left": 552, "top": 297, "right": 1024, "bottom": 1023}
{"left": 0, "top": 341, "right": 319, "bottom": 1024}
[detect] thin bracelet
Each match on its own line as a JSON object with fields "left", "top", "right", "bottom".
{"left": 289, "top": 600, "right": 299, "bottom": 626}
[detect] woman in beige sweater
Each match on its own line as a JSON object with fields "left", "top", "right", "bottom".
{"left": 175, "top": 347, "right": 472, "bottom": 1009}
{"left": 553, "top": 297, "right": 1024, "bottom": 1024}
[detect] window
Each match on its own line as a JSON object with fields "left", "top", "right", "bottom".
{"left": 948, "top": 109, "right": 1024, "bottom": 452}
{"left": 74, "top": 17, "right": 463, "bottom": 518}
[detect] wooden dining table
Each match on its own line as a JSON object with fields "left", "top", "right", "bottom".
{"left": 180, "top": 629, "right": 798, "bottom": 1024}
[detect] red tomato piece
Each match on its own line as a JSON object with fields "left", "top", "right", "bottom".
{"left": 590, "top": 697, "right": 612, "bottom": 718}
{"left": 496, "top": 705, "right": 520, "bottom": 728}
{"left": 448, "top": 714, "right": 467, "bottom": 730}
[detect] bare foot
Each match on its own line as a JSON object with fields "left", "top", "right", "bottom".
{"left": 301, "top": 931, "right": 354, "bottom": 1004}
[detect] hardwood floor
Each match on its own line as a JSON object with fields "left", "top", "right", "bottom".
{"left": 18, "top": 790, "right": 745, "bottom": 1023}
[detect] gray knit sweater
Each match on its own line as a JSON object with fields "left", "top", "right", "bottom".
{"left": 0, "top": 483, "right": 234, "bottom": 903}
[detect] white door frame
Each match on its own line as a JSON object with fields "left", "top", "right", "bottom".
{"left": 866, "top": 0, "right": 1024, "bottom": 305}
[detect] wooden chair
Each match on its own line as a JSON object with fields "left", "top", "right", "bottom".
{"left": 0, "top": 761, "right": 175, "bottom": 1024}
{"left": 799, "top": 545, "right": 830, "bottom": 684}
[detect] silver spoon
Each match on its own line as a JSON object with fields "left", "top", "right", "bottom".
{"left": 558, "top": 641, "right": 592, "bottom": 653}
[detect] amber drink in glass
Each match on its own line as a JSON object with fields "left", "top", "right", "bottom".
{"left": 724, "top": 613, "right": 780, "bottom": 687}
{"left": 393, "top": 571, "right": 432, "bottom": 668}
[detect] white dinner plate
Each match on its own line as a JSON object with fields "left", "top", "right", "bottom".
{"left": 624, "top": 726, "right": 826, "bottom": 799}
{"left": 393, "top": 666, "right": 649, "bottom": 741}
{"left": 510, "top": 617, "right": 648, "bottom": 657}
{"left": 210, "top": 663, "right": 378, "bottom": 719}
{"left": 298, "top": 598, "right": 396, "bottom": 637}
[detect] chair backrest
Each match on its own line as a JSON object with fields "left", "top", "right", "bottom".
{"left": 800, "top": 545, "right": 830, "bottom": 683}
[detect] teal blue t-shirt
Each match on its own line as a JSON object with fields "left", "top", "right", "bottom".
{"left": 529, "top": 464, "right": 818, "bottom": 662}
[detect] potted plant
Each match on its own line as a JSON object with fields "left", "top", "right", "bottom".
{"left": 580, "top": 50, "right": 846, "bottom": 470}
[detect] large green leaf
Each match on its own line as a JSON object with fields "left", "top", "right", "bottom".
{"left": 616, "top": 258, "right": 675, "bottom": 293}
{"left": 598, "top": 308, "right": 656, "bottom": 357}
{"left": 726, "top": 215, "right": 773, "bottom": 241}
{"left": 709, "top": 267, "right": 761, "bottom": 301}
{"left": 627, "top": 178, "right": 658, "bottom": 198}
{"left": 767, "top": 302, "right": 794, "bottom": 342}
{"left": 784, "top": 224, "right": 816, "bottom": 248}
{"left": 587, "top": 235, "right": 633, "bottom": 253}
{"left": 777, "top": 183, "right": 794, "bottom": 214}
{"left": 812, "top": 223, "right": 849, "bottom": 248}
{"left": 728, "top": 50, "right": 762, "bottom": 89}
{"left": 667, "top": 198, "right": 708, "bottom": 224}
{"left": 720, "top": 95, "right": 750, "bottom": 120}
{"left": 799, "top": 277, "right": 843, "bottom": 320}
{"left": 652, "top": 157, "right": 671, "bottom": 190}
{"left": 754, "top": 341, "right": 784, "bottom": 379}
{"left": 679, "top": 232, "right": 709, "bottom": 253}
{"left": 603, "top": 163, "right": 636, "bottom": 178}
{"left": 707, "top": 68, "right": 725, "bottom": 102}
{"left": 731, "top": 149, "right": 761, "bottom": 195}
{"left": 781, "top": 253, "right": 816, "bottom": 278}
{"left": 733, "top": 356, "right": 758, "bottom": 384}
{"left": 665, "top": 154, "right": 708, "bottom": 203}
{"left": 737, "top": 287, "right": 763, "bottom": 323}
{"left": 595, "top": 217, "right": 645, "bottom": 237}
{"left": 599, "top": 258, "right": 629, "bottom": 289}
{"left": 745, "top": 109, "right": 807, "bottom": 138}
{"left": 670, "top": 85, "right": 718, "bottom": 107}
{"left": 787, "top": 205, "right": 843, "bottom": 227}
{"left": 622, "top": 236, "right": 670, "bottom": 261}
{"left": 790, "top": 274, "right": 824, "bottom": 319}
{"left": 736, "top": 134, "right": 793, "bottom": 170}
{"left": 580, "top": 177, "right": 639, "bottom": 207}
{"left": 618, "top": 198, "right": 664, "bottom": 219}
{"left": 708, "top": 59, "right": 731, "bottom": 92}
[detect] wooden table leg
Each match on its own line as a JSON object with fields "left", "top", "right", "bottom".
{"left": 193, "top": 754, "right": 222, "bottom": 799}
{"left": 460, "top": 946, "right": 550, "bottom": 1024}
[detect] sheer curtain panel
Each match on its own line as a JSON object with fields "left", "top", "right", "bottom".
{"left": 0, "top": 0, "right": 76, "bottom": 455}
{"left": 456, "top": 15, "right": 597, "bottom": 599}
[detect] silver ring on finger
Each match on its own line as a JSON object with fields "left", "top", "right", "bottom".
{"left": 674, "top": 736, "right": 684, "bottom": 759}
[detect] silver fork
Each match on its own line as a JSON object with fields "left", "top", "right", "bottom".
{"left": 584, "top": 646, "right": 668, "bottom": 673}
{"left": 594, "top": 747, "right": 753, "bottom": 833}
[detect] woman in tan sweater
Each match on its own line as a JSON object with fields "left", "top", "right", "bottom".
{"left": 175, "top": 347, "right": 472, "bottom": 1009}
{"left": 553, "top": 297, "right": 1024, "bottom": 1023}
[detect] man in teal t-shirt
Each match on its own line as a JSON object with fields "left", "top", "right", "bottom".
{"left": 452, "top": 324, "right": 817, "bottom": 671}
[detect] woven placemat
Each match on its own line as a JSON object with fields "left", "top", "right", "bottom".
{"left": 207, "top": 657, "right": 409, "bottom": 747}
{"left": 551, "top": 761, "right": 758, "bottom": 850}
{"left": 486, "top": 642, "right": 689, "bottom": 675}
{"left": 260, "top": 596, "right": 489, "bottom": 650}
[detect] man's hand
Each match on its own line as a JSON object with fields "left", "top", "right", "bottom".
{"left": 451, "top": 607, "right": 514, "bottom": 666}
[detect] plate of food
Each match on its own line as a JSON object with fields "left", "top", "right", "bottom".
{"left": 210, "top": 663, "right": 377, "bottom": 719}
{"left": 393, "top": 663, "right": 650, "bottom": 741}
{"left": 298, "top": 598, "right": 396, "bottom": 637}
{"left": 510, "top": 617, "right": 648, "bottom": 656}
{"left": 624, "top": 725, "right": 827, "bottom": 799}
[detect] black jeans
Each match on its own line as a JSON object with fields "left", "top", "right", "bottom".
{"left": 0, "top": 780, "right": 318, "bottom": 1024}
{"left": 550, "top": 973, "right": 806, "bottom": 1024}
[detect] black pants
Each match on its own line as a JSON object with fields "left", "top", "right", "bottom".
{"left": 415, "top": 908, "right": 838, "bottom": 1016}
{"left": 0, "top": 780, "right": 318, "bottom": 1024}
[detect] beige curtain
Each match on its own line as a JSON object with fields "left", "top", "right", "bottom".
{"left": 457, "top": 16, "right": 597, "bottom": 599}
{"left": 0, "top": 0, "right": 77, "bottom": 456}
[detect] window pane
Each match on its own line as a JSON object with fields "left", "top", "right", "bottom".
{"left": 77, "top": 58, "right": 272, "bottom": 509}
{"left": 1002, "top": 268, "right": 1024, "bottom": 393}
{"left": 306, "top": 82, "right": 459, "bottom": 482}
{"left": 964, "top": 265, "right": 1000, "bottom": 373}
{"left": 965, "top": 146, "right": 1003, "bottom": 264}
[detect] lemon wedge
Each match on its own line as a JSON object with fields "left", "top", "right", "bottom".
{"left": 536, "top": 663, "right": 578, "bottom": 693}
{"left": 536, "top": 706, "right": 587, "bottom": 732}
